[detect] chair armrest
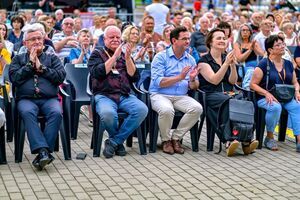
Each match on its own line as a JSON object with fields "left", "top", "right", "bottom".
{"left": 131, "top": 83, "right": 145, "bottom": 95}
{"left": 59, "top": 86, "right": 70, "bottom": 97}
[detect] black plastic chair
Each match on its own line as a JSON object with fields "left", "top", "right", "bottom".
{"left": 14, "top": 87, "right": 71, "bottom": 163}
{"left": 148, "top": 90, "right": 200, "bottom": 153}
{"left": 0, "top": 125, "right": 5, "bottom": 164}
{"left": 195, "top": 89, "right": 215, "bottom": 151}
{"left": 63, "top": 63, "right": 90, "bottom": 140}
{"left": 87, "top": 74, "right": 147, "bottom": 157}
{"left": 0, "top": 64, "right": 14, "bottom": 142}
{"left": 234, "top": 84, "right": 289, "bottom": 149}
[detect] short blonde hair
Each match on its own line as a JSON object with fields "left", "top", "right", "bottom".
{"left": 282, "top": 22, "right": 294, "bottom": 32}
{"left": 121, "top": 25, "right": 140, "bottom": 43}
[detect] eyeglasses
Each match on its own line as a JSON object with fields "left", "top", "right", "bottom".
{"left": 130, "top": 32, "right": 139, "bottom": 36}
{"left": 273, "top": 42, "right": 286, "bottom": 48}
{"left": 64, "top": 22, "right": 74, "bottom": 26}
{"left": 26, "top": 37, "right": 43, "bottom": 42}
{"left": 177, "top": 37, "right": 191, "bottom": 41}
{"left": 241, "top": 29, "right": 250, "bottom": 32}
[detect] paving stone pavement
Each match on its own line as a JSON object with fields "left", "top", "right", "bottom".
{"left": 1, "top": 115, "right": 300, "bottom": 200}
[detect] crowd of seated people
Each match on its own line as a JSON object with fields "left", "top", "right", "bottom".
{"left": 1, "top": 0, "right": 300, "bottom": 170}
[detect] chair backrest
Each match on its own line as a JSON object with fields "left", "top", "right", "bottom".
{"left": 64, "top": 63, "right": 89, "bottom": 100}
{"left": 0, "top": 64, "right": 10, "bottom": 85}
{"left": 287, "top": 46, "right": 296, "bottom": 57}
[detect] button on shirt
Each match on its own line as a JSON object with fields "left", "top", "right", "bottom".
{"left": 149, "top": 47, "right": 197, "bottom": 95}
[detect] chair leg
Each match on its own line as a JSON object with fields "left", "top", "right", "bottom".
{"left": 136, "top": 126, "right": 147, "bottom": 155}
{"left": 197, "top": 114, "right": 205, "bottom": 142}
{"left": 0, "top": 126, "right": 7, "bottom": 164}
{"left": 60, "top": 119, "right": 71, "bottom": 160}
{"left": 256, "top": 108, "right": 265, "bottom": 149}
{"left": 15, "top": 118, "right": 25, "bottom": 163}
{"left": 206, "top": 120, "right": 214, "bottom": 151}
{"left": 126, "top": 134, "right": 133, "bottom": 147}
{"left": 190, "top": 122, "right": 199, "bottom": 152}
{"left": 72, "top": 103, "right": 82, "bottom": 140}
{"left": 6, "top": 102, "right": 14, "bottom": 142}
{"left": 149, "top": 112, "right": 159, "bottom": 153}
{"left": 278, "top": 111, "right": 288, "bottom": 142}
{"left": 93, "top": 116, "right": 104, "bottom": 157}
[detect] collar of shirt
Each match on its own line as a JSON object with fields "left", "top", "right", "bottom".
{"left": 166, "top": 46, "right": 189, "bottom": 61}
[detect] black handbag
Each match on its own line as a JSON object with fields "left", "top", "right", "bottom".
{"left": 266, "top": 59, "right": 295, "bottom": 103}
{"left": 228, "top": 99, "right": 254, "bottom": 142}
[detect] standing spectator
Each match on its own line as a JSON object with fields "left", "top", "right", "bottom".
{"left": 9, "top": 24, "right": 66, "bottom": 170}
{"left": 38, "top": 0, "right": 55, "bottom": 13}
{"left": 190, "top": 16, "right": 209, "bottom": 56}
{"left": 144, "top": 0, "right": 170, "bottom": 36}
{"left": 52, "top": 17, "right": 77, "bottom": 63}
{"left": 88, "top": 26, "right": 148, "bottom": 158}
{"left": 149, "top": 26, "right": 202, "bottom": 155}
{"left": 107, "top": 7, "right": 119, "bottom": 20}
{"left": 53, "top": 9, "right": 64, "bottom": 31}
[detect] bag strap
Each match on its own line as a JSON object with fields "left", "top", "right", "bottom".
{"left": 266, "top": 58, "right": 270, "bottom": 90}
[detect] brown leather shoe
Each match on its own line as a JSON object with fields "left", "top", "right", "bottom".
{"left": 162, "top": 140, "right": 174, "bottom": 155}
{"left": 172, "top": 140, "right": 185, "bottom": 154}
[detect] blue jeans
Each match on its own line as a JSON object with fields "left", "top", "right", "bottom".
{"left": 18, "top": 98, "right": 62, "bottom": 154}
{"left": 94, "top": 94, "right": 148, "bottom": 145}
{"left": 257, "top": 98, "right": 300, "bottom": 136}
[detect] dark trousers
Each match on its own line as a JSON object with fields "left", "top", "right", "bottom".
{"left": 17, "top": 98, "right": 62, "bottom": 154}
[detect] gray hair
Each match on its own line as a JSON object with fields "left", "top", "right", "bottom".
{"left": 62, "top": 17, "right": 74, "bottom": 25}
{"left": 103, "top": 25, "right": 120, "bottom": 38}
{"left": 236, "top": 23, "right": 254, "bottom": 45}
{"left": 55, "top": 9, "right": 63, "bottom": 15}
{"left": 23, "top": 23, "right": 45, "bottom": 41}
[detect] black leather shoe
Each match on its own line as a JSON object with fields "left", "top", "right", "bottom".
{"left": 48, "top": 153, "right": 55, "bottom": 165}
{"left": 115, "top": 144, "right": 127, "bottom": 156}
{"left": 38, "top": 150, "right": 51, "bottom": 170}
{"left": 103, "top": 139, "right": 117, "bottom": 158}
{"left": 32, "top": 154, "right": 42, "bottom": 171}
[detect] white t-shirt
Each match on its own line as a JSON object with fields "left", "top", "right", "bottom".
{"left": 254, "top": 32, "right": 268, "bottom": 51}
{"left": 145, "top": 3, "right": 169, "bottom": 35}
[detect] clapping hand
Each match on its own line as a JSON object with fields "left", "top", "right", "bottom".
{"left": 189, "top": 66, "right": 199, "bottom": 81}
{"left": 179, "top": 66, "right": 191, "bottom": 80}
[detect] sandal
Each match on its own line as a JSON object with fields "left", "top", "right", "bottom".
{"left": 226, "top": 140, "right": 239, "bottom": 157}
{"left": 264, "top": 137, "right": 278, "bottom": 151}
{"left": 242, "top": 140, "right": 259, "bottom": 155}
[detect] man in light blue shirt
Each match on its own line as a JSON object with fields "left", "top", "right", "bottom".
{"left": 149, "top": 26, "right": 202, "bottom": 155}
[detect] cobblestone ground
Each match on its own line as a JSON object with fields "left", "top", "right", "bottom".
{"left": 1, "top": 114, "right": 300, "bottom": 200}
